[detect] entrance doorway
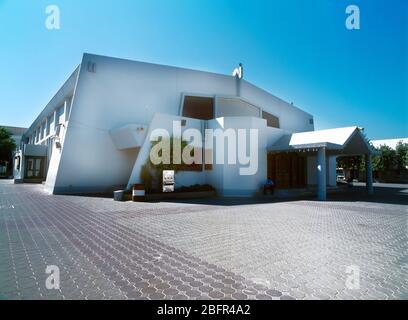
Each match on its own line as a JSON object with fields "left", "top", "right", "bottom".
{"left": 267, "top": 153, "right": 307, "bottom": 189}
{"left": 25, "top": 156, "right": 45, "bottom": 180}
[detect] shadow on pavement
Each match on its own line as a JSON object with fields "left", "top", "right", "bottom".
{"left": 163, "top": 185, "right": 408, "bottom": 207}
{"left": 326, "top": 185, "right": 407, "bottom": 206}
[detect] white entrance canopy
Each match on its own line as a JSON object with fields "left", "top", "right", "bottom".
{"left": 268, "top": 126, "right": 374, "bottom": 201}
{"left": 269, "top": 126, "right": 373, "bottom": 155}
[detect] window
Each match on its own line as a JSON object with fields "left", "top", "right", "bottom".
{"left": 262, "top": 111, "right": 280, "bottom": 128}
{"left": 217, "top": 98, "right": 260, "bottom": 118}
{"left": 46, "top": 116, "right": 52, "bottom": 136}
{"left": 87, "top": 61, "right": 96, "bottom": 73}
{"left": 55, "top": 123, "right": 61, "bottom": 137}
{"left": 25, "top": 157, "right": 44, "bottom": 179}
{"left": 57, "top": 105, "right": 65, "bottom": 124}
{"left": 41, "top": 122, "right": 46, "bottom": 139}
{"left": 182, "top": 96, "right": 214, "bottom": 120}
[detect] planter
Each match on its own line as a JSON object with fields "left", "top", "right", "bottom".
{"left": 113, "top": 190, "right": 125, "bottom": 201}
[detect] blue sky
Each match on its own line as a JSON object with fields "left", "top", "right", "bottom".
{"left": 0, "top": 0, "right": 406, "bottom": 139}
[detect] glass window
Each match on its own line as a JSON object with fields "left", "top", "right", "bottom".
{"left": 57, "top": 106, "right": 65, "bottom": 124}
{"left": 262, "top": 111, "right": 280, "bottom": 128}
{"left": 25, "top": 157, "right": 43, "bottom": 178}
{"left": 46, "top": 116, "right": 52, "bottom": 135}
{"left": 182, "top": 96, "right": 214, "bottom": 120}
{"left": 217, "top": 98, "right": 260, "bottom": 118}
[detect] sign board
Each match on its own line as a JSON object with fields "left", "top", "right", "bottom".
{"left": 162, "top": 170, "right": 175, "bottom": 193}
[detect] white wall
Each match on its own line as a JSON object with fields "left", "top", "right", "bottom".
{"left": 205, "top": 119, "right": 225, "bottom": 193}
{"left": 241, "top": 81, "right": 314, "bottom": 133}
{"left": 227, "top": 117, "right": 268, "bottom": 196}
{"left": 44, "top": 123, "right": 67, "bottom": 193}
{"left": 217, "top": 97, "right": 260, "bottom": 118}
{"left": 51, "top": 122, "right": 139, "bottom": 193}
{"left": 265, "top": 127, "right": 288, "bottom": 148}
{"left": 206, "top": 117, "right": 268, "bottom": 196}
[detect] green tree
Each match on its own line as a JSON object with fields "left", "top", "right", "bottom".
{"left": 372, "top": 145, "right": 397, "bottom": 172}
{"left": 395, "top": 142, "right": 408, "bottom": 171}
{"left": 337, "top": 155, "right": 364, "bottom": 179}
{"left": 0, "top": 127, "right": 17, "bottom": 168}
{"left": 336, "top": 130, "right": 370, "bottom": 177}
{"left": 140, "top": 137, "right": 195, "bottom": 193}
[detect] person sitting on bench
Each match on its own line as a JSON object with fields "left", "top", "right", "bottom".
{"left": 264, "top": 178, "right": 275, "bottom": 195}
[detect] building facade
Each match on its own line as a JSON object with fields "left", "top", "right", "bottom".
{"left": 13, "top": 53, "right": 374, "bottom": 199}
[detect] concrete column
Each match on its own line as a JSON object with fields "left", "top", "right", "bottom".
{"left": 64, "top": 98, "right": 72, "bottom": 121}
{"left": 317, "top": 147, "right": 326, "bottom": 201}
{"left": 327, "top": 155, "right": 337, "bottom": 187}
{"left": 365, "top": 153, "right": 374, "bottom": 195}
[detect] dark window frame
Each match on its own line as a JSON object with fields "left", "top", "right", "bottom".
{"left": 262, "top": 110, "right": 280, "bottom": 128}
{"left": 182, "top": 95, "right": 215, "bottom": 120}
{"left": 24, "top": 156, "right": 46, "bottom": 179}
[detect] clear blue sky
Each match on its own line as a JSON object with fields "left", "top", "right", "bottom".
{"left": 0, "top": 0, "right": 406, "bottom": 139}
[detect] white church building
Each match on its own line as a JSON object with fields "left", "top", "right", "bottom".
{"left": 13, "top": 53, "right": 374, "bottom": 200}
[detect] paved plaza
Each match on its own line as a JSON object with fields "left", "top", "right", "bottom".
{"left": 0, "top": 180, "right": 407, "bottom": 300}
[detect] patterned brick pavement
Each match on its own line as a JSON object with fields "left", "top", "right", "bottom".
{"left": 0, "top": 180, "right": 407, "bottom": 300}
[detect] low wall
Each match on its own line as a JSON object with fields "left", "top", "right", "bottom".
{"left": 145, "top": 190, "right": 216, "bottom": 201}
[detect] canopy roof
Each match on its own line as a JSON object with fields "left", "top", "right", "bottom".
{"left": 269, "top": 126, "right": 373, "bottom": 155}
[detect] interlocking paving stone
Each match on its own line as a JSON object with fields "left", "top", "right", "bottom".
{"left": 0, "top": 180, "right": 406, "bottom": 299}
{"left": 266, "top": 289, "right": 282, "bottom": 297}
